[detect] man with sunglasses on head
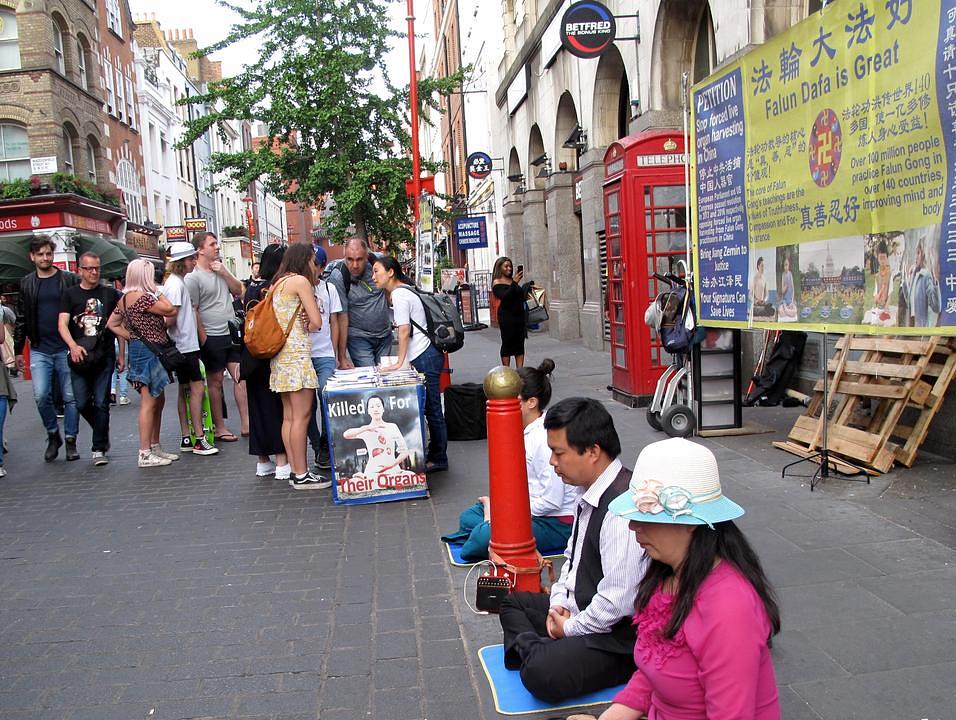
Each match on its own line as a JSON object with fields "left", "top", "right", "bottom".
{"left": 57, "top": 252, "right": 122, "bottom": 466}
{"left": 14, "top": 236, "right": 80, "bottom": 463}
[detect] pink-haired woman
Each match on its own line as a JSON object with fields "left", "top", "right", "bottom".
{"left": 107, "top": 259, "right": 179, "bottom": 468}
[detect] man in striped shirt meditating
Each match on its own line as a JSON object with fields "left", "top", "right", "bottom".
{"left": 498, "top": 397, "right": 646, "bottom": 703}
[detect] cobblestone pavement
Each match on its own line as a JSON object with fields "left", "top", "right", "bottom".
{"left": 1, "top": 328, "right": 953, "bottom": 720}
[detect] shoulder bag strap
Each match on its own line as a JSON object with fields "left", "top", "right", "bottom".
{"left": 275, "top": 277, "right": 302, "bottom": 339}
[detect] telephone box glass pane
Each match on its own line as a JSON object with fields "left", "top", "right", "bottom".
{"left": 608, "top": 215, "right": 620, "bottom": 234}
{"left": 615, "top": 325, "right": 625, "bottom": 344}
{"left": 612, "top": 283, "right": 622, "bottom": 300}
{"left": 607, "top": 191, "right": 619, "bottom": 213}
{"left": 614, "top": 304, "right": 624, "bottom": 322}
{"left": 610, "top": 235, "right": 620, "bottom": 256}
{"left": 653, "top": 186, "right": 685, "bottom": 206}
{"left": 660, "top": 231, "right": 688, "bottom": 251}
{"left": 612, "top": 260, "right": 622, "bottom": 278}
{"left": 615, "top": 347, "right": 627, "bottom": 368}
{"left": 645, "top": 211, "right": 653, "bottom": 231}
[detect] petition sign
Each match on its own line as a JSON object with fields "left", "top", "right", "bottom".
{"left": 692, "top": 0, "right": 956, "bottom": 334}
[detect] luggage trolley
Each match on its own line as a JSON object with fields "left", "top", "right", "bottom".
{"left": 644, "top": 269, "right": 698, "bottom": 438}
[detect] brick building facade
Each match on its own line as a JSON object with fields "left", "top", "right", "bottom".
{"left": 96, "top": 0, "right": 145, "bottom": 224}
{"left": 0, "top": 0, "right": 105, "bottom": 184}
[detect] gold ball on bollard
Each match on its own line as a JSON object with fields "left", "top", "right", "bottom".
{"left": 484, "top": 365, "right": 522, "bottom": 399}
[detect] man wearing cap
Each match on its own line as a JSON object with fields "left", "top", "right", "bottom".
{"left": 307, "top": 246, "right": 342, "bottom": 473}
{"left": 185, "top": 231, "right": 247, "bottom": 441}
{"left": 163, "top": 241, "right": 219, "bottom": 456}
{"left": 497, "top": 397, "right": 644, "bottom": 703}
{"left": 328, "top": 238, "right": 392, "bottom": 368}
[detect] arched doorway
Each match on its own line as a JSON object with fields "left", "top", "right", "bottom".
{"left": 648, "top": 1, "right": 712, "bottom": 112}
{"left": 592, "top": 45, "right": 629, "bottom": 147}
{"left": 554, "top": 92, "right": 580, "bottom": 171}
{"left": 527, "top": 125, "right": 546, "bottom": 190}
{"left": 508, "top": 147, "right": 523, "bottom": 192}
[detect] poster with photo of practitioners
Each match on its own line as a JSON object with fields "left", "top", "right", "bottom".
{"left": 324, "top": 385, "right": 428, "bottom": 505}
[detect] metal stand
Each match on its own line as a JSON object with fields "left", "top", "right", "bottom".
{"left": 781, "top": 332, "right": 869, "bottom": 491}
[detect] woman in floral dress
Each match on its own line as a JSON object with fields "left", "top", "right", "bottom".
{"left": 269, "top": 243, "right": 324, "bottom": 489}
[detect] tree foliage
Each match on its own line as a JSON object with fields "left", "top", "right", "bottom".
{"left": 180, "top": 0, "right": 464, "bottom": 251}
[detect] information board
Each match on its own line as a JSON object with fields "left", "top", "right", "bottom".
{"left": 692, "top": 0, "right": 956, "bottom": 334}
{"left": 325, "top": 384, "right": 428, "bottom": 505}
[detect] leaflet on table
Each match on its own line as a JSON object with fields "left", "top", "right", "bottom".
{"left": 691, "top": 0, "right": 956, "bottom": 335}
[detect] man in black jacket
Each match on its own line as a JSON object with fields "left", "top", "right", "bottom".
{"left": 497, "top": 397, "right": 646, "bottom": 703}
{"left": 14, "top": 236, "right": 80, "bottom": 462}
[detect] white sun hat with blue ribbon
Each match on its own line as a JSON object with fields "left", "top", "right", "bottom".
{"left": 609, "top": 438, "right": 744, "bottom": 527}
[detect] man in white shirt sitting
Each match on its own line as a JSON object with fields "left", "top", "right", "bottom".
{"left": 498, "top": 397, "right": 645, "bottom": 703}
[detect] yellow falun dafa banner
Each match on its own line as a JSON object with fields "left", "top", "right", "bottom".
{"left": 691, "top": 0, "right": 956, "bottom": 334}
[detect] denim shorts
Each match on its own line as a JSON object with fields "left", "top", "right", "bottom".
{"left": 127, "top": 339, "right": 170, "bottom": 397}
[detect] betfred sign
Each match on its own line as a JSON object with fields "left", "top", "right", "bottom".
{"left": 165, "top": 225, "right": 187, "bottom": 240}
{"left": 560, "top": 1, "right": 616, "bottom": 59}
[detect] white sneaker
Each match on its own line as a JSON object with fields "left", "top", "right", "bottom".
{"left": 138, "top": 450, "right": 172, "bottom": 468}
{"left": 92, "top": 451, "right": 109, "bottom": 466}
{"left": 256, "top": 460, "right": 276, "bottom": 477}
{"left": 0, "top": 467, "right": 6, "bottom": 478}
{"left": 150, "top": 445, "right": 180, "bottom": 461}
{"left": 119, "top": 395, "right": 130, "bottom": 405}
{"left": 274, "top": 463, "right": 292, "bottom": 481}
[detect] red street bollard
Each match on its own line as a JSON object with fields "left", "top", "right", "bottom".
{"left": 439, "top": 352, "right": 452, "bottom": 393}
{"left": 484, "top": 366, "right": 542, "bottom": 593}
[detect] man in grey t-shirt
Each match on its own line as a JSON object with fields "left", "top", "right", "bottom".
{"left": 329, "top": 238, "right": 392, "bottom": 367}
{"left": 184, "top": 232, "right": 247, "bottom": 442}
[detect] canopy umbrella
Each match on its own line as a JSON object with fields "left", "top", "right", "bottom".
{"left": 105, "top": 240, "right": 140, "bottom": 281}
{"left": 0, "top": 237, "right": 38, "bottom": 283}
{"left": 74, "top": 235, "right": 130, "bottom": 280}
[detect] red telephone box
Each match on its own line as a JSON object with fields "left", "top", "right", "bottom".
{"left": 603, "top": 130, "right": 688, "bottom": 406}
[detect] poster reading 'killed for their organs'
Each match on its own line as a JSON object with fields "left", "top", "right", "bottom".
{"left": 692, "top": 0, "right": 956, "bottom": 334}
{"left": 325, "top": 385, "right": 428, "bottom": 505}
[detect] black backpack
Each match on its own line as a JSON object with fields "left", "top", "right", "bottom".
{"left": 405, "top": 286, "right": 465, "bottom": 354}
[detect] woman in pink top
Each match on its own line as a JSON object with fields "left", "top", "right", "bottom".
{"left": 602, "top": 437, "right": 782, "bottom": 720}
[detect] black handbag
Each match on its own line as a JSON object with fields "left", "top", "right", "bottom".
{"left": 68, "top": 336, "right": 110, "bottom": 373}
{"left": 141, "top": 338, "right": 186, "bottom": 374}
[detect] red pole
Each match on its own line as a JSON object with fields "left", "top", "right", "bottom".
{"left": 406, "top": 0, "right": 421, "bottom": 221}
{"left": 484, "top": 366, "right": 541, "bottom": 593}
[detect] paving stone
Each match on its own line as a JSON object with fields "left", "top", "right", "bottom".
{"left": 373, "top": 658, "right": 420, "bottom": 690}
{"left": 372, "top": 686, "right": 424, "bottom": 719}
{"left": 857, "top": 566, "right": 956, "bottom": 613}
{"left": 374, "top": 631, "right": 419, "bottom": 660}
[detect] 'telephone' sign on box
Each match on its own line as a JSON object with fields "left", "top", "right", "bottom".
{"left": 454, "top": 216, "right": 488, "bottom": 249}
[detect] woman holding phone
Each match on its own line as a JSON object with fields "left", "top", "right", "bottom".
{"left": 492, "top": 256, "right": 530, "bottom": 368}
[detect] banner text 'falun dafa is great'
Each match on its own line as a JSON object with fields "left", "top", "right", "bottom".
{"left": 691, "top": 0, "right": 956, "bottom": 334}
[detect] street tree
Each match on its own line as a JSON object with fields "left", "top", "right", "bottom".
{"left": 179, "top": 0, "right": 463, "bottom": 251}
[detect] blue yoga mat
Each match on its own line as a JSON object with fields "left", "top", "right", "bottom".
{"left": 443, "top": 540, "right": 566, "bottom": 567}
{"left": 477, "top": 644, "right": 626, "bottom": 715}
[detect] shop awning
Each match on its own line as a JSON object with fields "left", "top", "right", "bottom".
{"left": 74, "top": 235, "right": 138, "bottom": 280}
{"left": 0, "top": 236, "right": 36, "bottom": 283}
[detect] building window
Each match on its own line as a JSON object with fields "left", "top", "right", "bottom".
{"left": 115, "top": 67, "right": 125, "bottom": 122}
{"left": 76, "top": 37, "right": 88, "bottom": 90}
{"left": 0, "top": 123, "right": 29, "bottom": 181}
{"left": 85, "top": 140, "right": 96, "bottom": 183}
{"left": 52, "top": 18, "right": 65, "bottom": 75}
{"left": 125, "top": 76, "right": 135, "bottom": 128}
{"left": 61, "top": 127, "right": 75, "bottom": 174}
{"left": 117, "top": 159, "right": 142, "bottom": 223}
{"left": 103, "top": 56, "right": 115, "bottom": 114}
{"left": 105, "top": 0, "right": 122, "bottom": 37}
{"left": 0, "top": 10, "right": 20, "bottom": 71}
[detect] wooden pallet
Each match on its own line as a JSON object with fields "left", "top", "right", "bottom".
{"left": 778, "top": 334, "right": 954, "bottom": 474}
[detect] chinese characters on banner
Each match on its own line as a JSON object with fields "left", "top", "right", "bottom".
{"left": 417, "top": 195, "right": 435, "bottom": 293}
{"left": 691, "top": 0, "right": 956, "bottom": 334}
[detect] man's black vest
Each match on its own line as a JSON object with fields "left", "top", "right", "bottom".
{"left": 572, "top": 466, "right": 637, "bottom": 655}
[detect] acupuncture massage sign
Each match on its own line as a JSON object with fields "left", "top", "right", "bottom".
{"left": 691, "top": 0, "right": 956, "bottom": 335}
{"left": 324, "top": 385, "right": 428, "bottom": 505}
